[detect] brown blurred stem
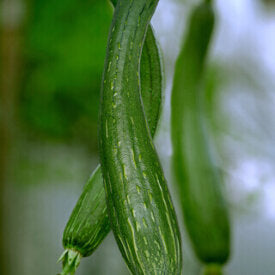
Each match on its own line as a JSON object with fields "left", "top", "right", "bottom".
{"left": 0, "top": 0, "right": 24, "bottom": 273}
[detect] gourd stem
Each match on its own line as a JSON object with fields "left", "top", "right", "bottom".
{"left": 203, "top": 264, "right": 223, "bottom": 275}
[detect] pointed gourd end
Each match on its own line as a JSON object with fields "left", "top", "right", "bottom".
{"left": 58, "top": 248, "right": 82, "bottom": 275}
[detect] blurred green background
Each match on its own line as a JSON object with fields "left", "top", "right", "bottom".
{"left": 1, "top": 0, "right": 275, "bottom": 274}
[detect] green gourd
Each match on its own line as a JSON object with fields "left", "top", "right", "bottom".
{"left": 59, "top": 166, "right": 108, "bottom": 275}
{"left": 99, "top": 0, "right": 182, "bottom": 274}
{"left": 171, "top": 1, "right": 230, "bottom": 273}
{"left": 58, "top": 6, "right": 163, "bottom": 275}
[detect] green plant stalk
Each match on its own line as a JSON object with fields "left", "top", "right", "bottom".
{"left": 171, "top": 0, "right": 230, "bottom": 269}
{"left": 99, "top": 0, "right": 182, "bottom": 274}
{"left": 203, "top": 264, "right": 222, "bottom": 275}
{"left": 59, "top": 8, "right": 163, "bottom": 275}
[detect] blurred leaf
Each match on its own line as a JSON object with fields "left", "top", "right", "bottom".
{"left": 20, "top": 0, "right": 112, "bottom": 149}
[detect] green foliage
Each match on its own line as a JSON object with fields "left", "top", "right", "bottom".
{"left": 20, "top": 0, "right": 112, "bottom": 147}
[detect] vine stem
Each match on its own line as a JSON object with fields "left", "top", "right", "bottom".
{"left": 203, "top": 264, "right": 223, "bottom": 275}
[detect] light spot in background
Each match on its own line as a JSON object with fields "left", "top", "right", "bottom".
{"left": 215, "top": 0, "right": 275, "bottom": 78}
{"left": 263, "top": 176, "right": 275, "bottom": 219}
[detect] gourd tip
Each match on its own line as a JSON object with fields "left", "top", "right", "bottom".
{"left": 58, "top": 248, "right": 82, "bottom": 275}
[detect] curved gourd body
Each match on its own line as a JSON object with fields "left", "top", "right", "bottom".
{"left": 99, "top": 0, "right": 182, "bottom": 274}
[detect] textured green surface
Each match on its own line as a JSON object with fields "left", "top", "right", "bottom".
{"left": 99, "top": 0, "right": 182, "bottom": 274}
{"left": 62, "top": 166, "right": 109, "bottom": 257}
{"left": 140, "top": 26, "right": 163, "bottom": 137}
{"left": 60, "top": 2, "right": 163, "bottom": 274}
{"left": 171, "top": 1, "right": 230, "bottom": 266}
{"left": 110, "top": 0, "right": 162, "bottom": 138}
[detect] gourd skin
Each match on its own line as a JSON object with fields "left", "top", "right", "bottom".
{"left": 62, "top": 166, "right": 109, "bottom": 257}
{"left": 171, "top": 1, "right": 230, "bottom": 267}
{"left": 99, "top": 0, "right": 182, "bottom": 274}
{"left": 139, "top": 26, "right": 163, "bottom": 138}
{"left": 111, "top": 0, "right": 162, "bottom": 140}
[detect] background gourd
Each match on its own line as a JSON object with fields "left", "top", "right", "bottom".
{"left": 171, "top": 1, "right": 230, "bottom": 273}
